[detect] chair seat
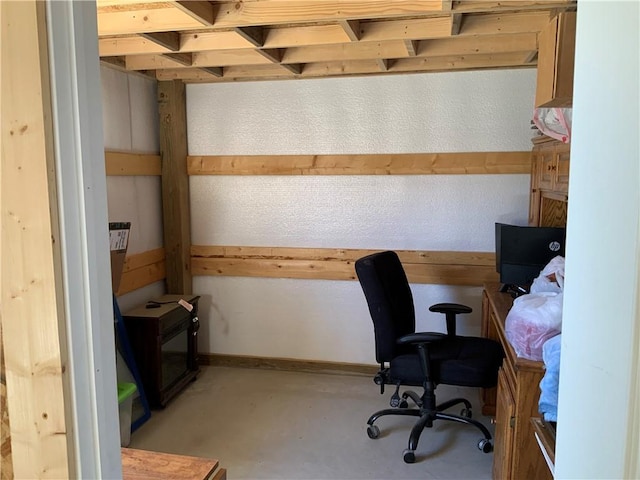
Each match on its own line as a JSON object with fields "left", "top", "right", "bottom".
{"left": 389, "top": 336, "right": 503, "bottom": 388}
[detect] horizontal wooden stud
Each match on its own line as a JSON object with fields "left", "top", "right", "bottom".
{"left": 105, "top": 150, "right": 161, "bottom": 176}
{"left": 117, "top": 248, "right": 166, "bottom": 295}
{"left": 190, "top": 246, "right": 498, "bottom": 286}
{"left": 187, "top": 152, "right": 531, "bottom": 175}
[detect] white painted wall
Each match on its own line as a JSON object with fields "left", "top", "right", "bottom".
{"left": 100, "top": 66, "right": 165, "bottom": 311}
{"left": 555, "top": 2, "right": 640, "bottom": 478}
{"left": 187, "top": 69, "right": 537, "bottom": 364}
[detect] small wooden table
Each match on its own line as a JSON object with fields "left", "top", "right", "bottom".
{"left": 122, "top": 448, "right": 226, "bottom": 480}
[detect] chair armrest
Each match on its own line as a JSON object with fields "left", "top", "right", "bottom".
{"left": 429, "top": 303, "right": 472, "bottom": 315}
{"left": 429, "top": 303, "right": 472, "bottom": 336}
{"left": 397, "top": 332, "right": 446, "bottom": 346}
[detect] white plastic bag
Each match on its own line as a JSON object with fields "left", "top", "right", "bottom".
{"left": 530, "top": 255, "right": 565, "bottom": 294}
{"left": 505, "top": 292, "right": 563, "bottom": 361}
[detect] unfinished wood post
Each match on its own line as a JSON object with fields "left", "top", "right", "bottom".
{"left": 158, "top": 80, "right": 192, "bottom": 294}
{"left": 1, "top": 1, "right": 70, "bottom": 477}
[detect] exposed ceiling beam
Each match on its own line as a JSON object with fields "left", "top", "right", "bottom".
{"left": 458, "top": 11, "right": 552, "bottom": 35}
{"left": 234, "top": 26, "right": 265, "bottom": 47}
{"left": 339, "top": 20, "right": 361, "bottom": 41}
{"left": 172, "top": 1, "right": 214, "bottom": 26}
{"left": 404, "top": 40, "right": 418, "bottom": 57}
{"left": 451, "top": 13, "right": 462, "bottom": 35}
{"left": 138, "top": 31, "right": 180, "bottom": 51}
{"left": 255, "top": 48, "right": 284, "bottom": 64}
{"left": 210, "top": 1, "right": 446, "bottom": 28}
{"left": 376, "top": 58, "right": 389, "bottom": 71}
{"left": 162, "top": 52, "right": 193, "bottom": 66}
{"left": 359, "top": 16, "right": 453, "bottom": 42}
{"left": 416, "top": 33, "right": 537, "bottom": 57}
{"left": 193, "top": 50, "right": 274, "bottom": 68}
{"left": 280, "top": 63, "right": 303, "bottom": 75}
{"left": 126, "top": 53, "right": 192, "bottom": 70}
{"left": 452, "top": 0, "right": 574, "bottom": 13}
{"left": 281, "top": 40, "right": 408, "bottom": 64}
{"left": 199, "top": 66, "right": 223, "bottom": 78}
{"left": 181, "top": 30, "right": 257, "bottom": 52}
{"left": 98, "top": 5, "right": 210, "bottom": 36}
{"left": 100, "top": 36, "right": 171, "bottom": 56}
{"left": 264, "top": 24, "right": 352, "bottom": 48}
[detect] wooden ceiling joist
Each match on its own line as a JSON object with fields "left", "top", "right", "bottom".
{"left": 404, "top": 40, "right": 418, "bottom": 57}
{"left": 209, "top": 1, "right": 447, "bottom": 29}
{"left": 339, "top": 20, "right": 361, "bottom": 42}
{"left": 97, "top": 0, "right": 576, "bottom": 83}
{"left": 162, "top": 52, "right": 193, "bottom": 66}
{"left": 234, "top": 26, "right": 265, "bottom": 47}
{"left": 138, "top": 31, "right": 181, "bottom": 51}
{"left": 172, "top": 1, "right": 214, "bottom": 26}
{"left": 199, "top": 66, "right": 223, "bottom": 78}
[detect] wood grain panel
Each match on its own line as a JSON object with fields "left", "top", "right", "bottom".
{"left": 121, "top": 448, "right": 220, "bottom": 480}
{"left": 158, "top": 80, "right": 192, "bottom": 294}
{"left": 191, "top": 246, "right": 498, "bottom": 286}
{"left": 105, "top": 151, "right": 161, "bottom": 176}
{"left": 1, "top": 2, "right": 69, "bottom": 477}
{"left": 117, "top": 248, "right": 166, "bottom": 295}
{"left": 187, "top": 152, "right": 531, "bottom": 175}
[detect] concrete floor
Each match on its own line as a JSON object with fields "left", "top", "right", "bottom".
{"left": 129, "top": 366, "right": 495, "bottom": 480}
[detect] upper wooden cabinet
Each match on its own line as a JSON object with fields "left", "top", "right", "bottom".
{"left": 535, "top": 12, "right": 577, "bottom": 108}
{"left": 529, "top": 137, "right": 569, "bottom": 227}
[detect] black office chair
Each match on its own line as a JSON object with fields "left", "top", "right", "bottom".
{"left": 355, "top": 250, "right": 504, "bottom": 463}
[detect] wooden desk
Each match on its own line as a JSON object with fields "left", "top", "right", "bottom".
{"left": 122, "top": 448, "right": 226, "bottom": 480}
{"left": 481, "top": 283, "right": 551, "bottom": 480}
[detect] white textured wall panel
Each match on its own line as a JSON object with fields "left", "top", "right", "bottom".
{"left": 191, "top": 175, "right": 529, "bottom": 251}
{"left": 187, "top": 69, "right": 537, "bottom": 363}
{"left": 106, "top": 177, "right": 163, "bottom": 254}
{"left": 128, "top": 74, "right": 159, "bottom": 152}
{"left": 101, "top": 66, "right": 163, "bottom": 277}
{"left": 195, "top": 277, "right": 483, "bottom": 364}
{"left": 100, "top": 66, "right": 131, "bottom": 151}
{"left": 188, "top": 70, "right": 536, "bottom": 155}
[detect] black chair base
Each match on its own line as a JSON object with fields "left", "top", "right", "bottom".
{"left": 366, "top": 389, "right": 494, "bottom": 464}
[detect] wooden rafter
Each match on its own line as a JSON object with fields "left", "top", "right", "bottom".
{"left": 96, "top": 0, "right": 577, "bottom": 83}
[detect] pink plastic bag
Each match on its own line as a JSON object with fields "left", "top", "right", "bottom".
{"left": 505, "top": 292, "right": 563, "bottom": 361}
{"left": 533, "top": 108, "right": 572, "bottom": 144}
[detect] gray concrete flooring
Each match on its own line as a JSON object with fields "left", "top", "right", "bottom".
{"left": 129, "top": 366, "right": 494, "bottom": 480}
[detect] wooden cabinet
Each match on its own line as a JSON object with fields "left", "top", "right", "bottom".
{"left": 482, "top": 285, "right": 552, "bottom": 480}
{"left": 123, "top": 294, "right": 201, "bottom": 408}
{"left": 493, "top": 368, "right": 515, "bottom": 480}
{"left": 535, "top": 12, "right": 577, "bottom": 108}
{"left": 529, "top": 137, "right": 570, "bottom": 227}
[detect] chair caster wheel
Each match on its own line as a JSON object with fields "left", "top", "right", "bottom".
{"left": 403, "top": 449, "right": 416, "bottom": 463}
{"left": 478, "top": 438, "right": 493, "bottom": 453}
{"left": 460, "top": 408, "right": 472, "bottom": 418}
{"left": 367, "top": 425, "right": 380, "bottom": 439}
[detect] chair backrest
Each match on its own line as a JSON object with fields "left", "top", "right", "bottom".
{"left": 355, "top": 251, "right": 415, "bottom": 364}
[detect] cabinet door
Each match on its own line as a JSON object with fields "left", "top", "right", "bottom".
{"left": 555, "top": 144, "right": 570, "bottom": 193}
{"left": 535, "top": 12, "right": 576, "bottom": 108}
{"left": 538, "top": 147, "right": 555, "bottom": 191}
{"left": 528, "top": 150, "right": 542, "bottom": 226}
{"left": 493, "top": 368, "right": 515, "bottom": 480}
{"left": 535, "top": 14, "right": 558, "bottom": 108}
